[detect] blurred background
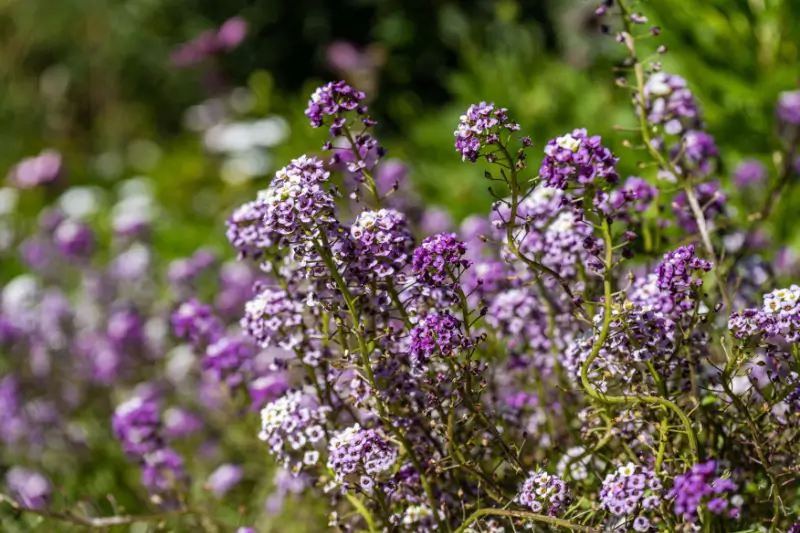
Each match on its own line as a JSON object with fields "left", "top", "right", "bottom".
{"left": 0, "top": 0, "right": 798, "bottom": 530}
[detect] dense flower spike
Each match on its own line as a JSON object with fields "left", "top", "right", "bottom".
{"left": 454, "top": 102, "right": 520, "bottom": 162}
{"left": 258, "top": 391, "right": 329, "bottom": 472}
{"left": 408, "top": 312, "right": 470, "bottom": 367}
{"left": 669, "top": 461, "right": 742, "bottom": 522}
{"left": 350, "top": 209, "right": 415, "bottom": 278}
{"left": 641, "top": 72, "right": 702, "bottom": 134}
{"left": 305, "top": 80, "right": 367, "bottom": 133}
{"left": 539, "top": 128, "right": 619, "bottom": 190}
{"left": 656, "top": 245, "right": 712, "bottom": 290}
{"left": 517, "top": 470, "right": 571, "bottom": 516}
{"left": 241, "top": 287, "right": 306, "bottom": 349}
{"left": 327, "top": 424, "right": 398, "bottom": 493}
{"left": 411, "top": 233, "right": 471, "bottom": 288}
{"left": 600, "top": 463, "right": 663, "bottom": 530}
{"left": 260, "top": 155, "right": 336, "bottom": 242}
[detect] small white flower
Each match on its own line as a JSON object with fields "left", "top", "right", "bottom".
{"left": 556, "top": 133, "right": 581, "bottom": 152}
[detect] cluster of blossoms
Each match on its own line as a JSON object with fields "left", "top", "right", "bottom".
{"left": 729, "top": 285, "right": 800, "bottom": 343}
{"left": 539, "top": 128, "right": 619, "bottom": 190}
{"left": 517, "top": 470, "right": 571, "bottom": 516}
{"left": 306, "top": 80, "right": 367, "bottom": 131}
{"left": 411, "top": 233, "right": 471, "bottom": 288}
{"left": 112, "top": 395, "right": 186, "bottom": 493}
{"left": 655, "top": 244, "right": 713, "bottom": 311}
{"left": 600, "top": 463, "right": 663, "bottom": 532}
{"left": 641, "top": 72, "right": 701, "bottom": 135}
{"left": 350, "top": 208, "right": 415, "bottom": 279}
{"left": 171, "top": 17, "right": 248, "bottom": 67}
{"left": 669, "top": 461, "right": 742, "bottom": 522}
{"left": 258, "top": 390, "right": 329, "bottom": 473}
{"left": 327, "top": 424, "right": 398, "bottom": 493}
{"left": 454, "top": 102, "right": 520, "bottom": 162}
{"left": 8, "top": 4, "right": 800, "bottom": 531}
{"left": 408, "top": 312, "right": 471, "bottom": 368}
{"left": 7, "top": 149, "right": 62, "bottom": 189}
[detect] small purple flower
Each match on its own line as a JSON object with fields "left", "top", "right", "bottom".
{"left": 140, "top": 447, "right": 185, "bottom": 493}
{"left": 641, "top": 73, "right": 702, "bottom": 134}
{"left": 777, "top": 90, "right": 800, "bottom": 125}
{"left": 539, "top": 129, "right": 619, "bottom": 190}
{"left": 733, "top": 159, "right": 768, "bottom": 187}
{"left": 207, "top": 463, "right": 244, "bottom": 498}
{"left": 216, "top": 17, "right": 248, "bottom": 50}
{"left": 203, "top": 335, "right": 256, "bottom": 387}
{"left": 8, "top": 150, "right": 62, "bottom": 189}
{"left": 305, "top": 81, "right": 366, "bottom": 133}
{"left": 112, "top": 395, "right": 162, "bottom": 456}
{"left": 454, "top": 102, "right": 520, "bottom": 162}
{"left": 517, "top": 469, "right": 571, "bottom": 516}
{"left": 171, "top": 299, "right": 222, "bottom": 346}
{"left": 669, "top": 460, "right": 742, "bottom": 522}
{"left": 408, "top": 312, "right": 470, "bottom": 367}
{"left": 350, "top": 209, "right": 415, "bottom": 279}
{"left": 5, "top": 467, "right": 51, "bottom": 510}
{"left": 53, "top": 219, "right": 95, "bottom": 258}
{"left": 411, "top": 233, "right": 470, "bottom": 288}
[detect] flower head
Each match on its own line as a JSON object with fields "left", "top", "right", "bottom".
{"left": 540, "top": 129, "right": 619, "bottom": 190}
{"left": 454, "top": 102, "right": 519, "bottom": 162}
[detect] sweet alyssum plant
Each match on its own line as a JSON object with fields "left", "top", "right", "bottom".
{"left": 4, "top": 1, "right": 800, "bottom": 532}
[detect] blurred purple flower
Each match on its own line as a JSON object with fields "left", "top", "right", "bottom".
{"left": 207, "top": 463, "right": 244, "bottom": 498}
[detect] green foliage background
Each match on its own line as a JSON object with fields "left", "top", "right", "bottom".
{"left": 0, "top": 0, "right": 798, "bottom": 530}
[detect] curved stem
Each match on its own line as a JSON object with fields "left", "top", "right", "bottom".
{"left": 0, "top": 493, "right": 191, "bottom": 528}
{"left": 311, "top": 234, "right": 444, "bottom": 530}
{"left": 579, "top": 218, "right": 699, "bottom": 461}
{"left": 453, "top": 508, "right": 600, "bottom": 533}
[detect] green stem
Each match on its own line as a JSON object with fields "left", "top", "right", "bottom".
{"left": 312, "top": 234, "right": 444, "bottom": 531}
{"left": 579, "top": 218, "right": 699, "bottom": 461}
{"left": 453, "top": 508, "right": 600, "bottom": 533}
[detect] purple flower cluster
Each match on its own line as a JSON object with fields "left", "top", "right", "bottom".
{"left": 112, "top": 395, "right": 185, "bottom": 493}
{"left": 172, "top": 298, "right": 223, "bottom": 346}
{"left": 641, "top": 73, "right": 702, "bottom": 134}
{"left": 600, "top": 463, "right": 663, "bottom": 532}
{"left": 226, "top": 199, "right": 276, "bottom": 258}
{"left": 260, "top": 155, "right": 336, "bottom": 242}
{"left": 53, "top": 219, "right": 95, "bottom": 258}
{"left": 517, "top": 470, "right": 571, "bottom": 516}
{"left": 241, "top": 287, "right": 306, "bottom": 350}
{"left": 454, "top": 102, "right": 520, "bottom": 163}
{"left": 655, "top": 245, "right": 712, "bottom": 310}
{"left": 539, "top": 129, "right": 619, "bottom": 190}
{"left": 7, "top": 150, "right": 62, "bottom": 189}
{"left": 411, "top": 233, "right": 471, "bottom": 288}
{"left": 729, "top": 285, "right": 800, "bottom": 342}
{"left": 408, "top": 312, "right": 470, "bottom": 368}
{"left": 258, "top": 390, "right": 329, "bottom": 472}
{"left": 594, "top": 176, "right": 658, "bottom": 216}
{"left": 305, "top": 80, "right": 367, "bottom": 132}
{"left": 5, "top": 467, "right": 51, "bottom": 510}
{"left": 733, "top": 159, "right": 768, "bottom": 188}
{"left": 669, "top": 461, "right": 742, "bottom": 522}
{"left": 171, "top": 17, "right": 248, "bottom": 67}
{"left": 350, "top": 209, "right": 415, "bottom": 279}
{"left": 327, "top": 424, "right": 398, "bottom": 493}
{"left": 777, "top": 90, "right": 800, "bottom": 125}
